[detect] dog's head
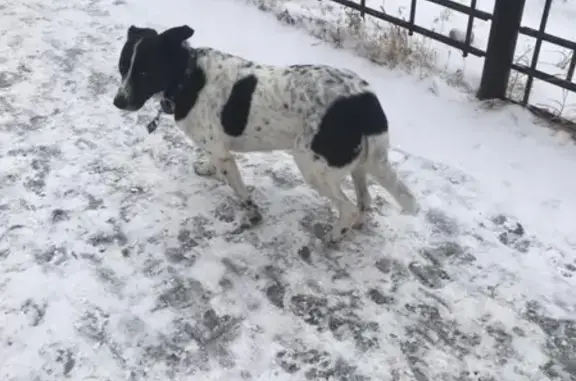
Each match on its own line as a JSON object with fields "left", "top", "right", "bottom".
{"left": 113, "top": 25, "right": 195, "bottom": 111}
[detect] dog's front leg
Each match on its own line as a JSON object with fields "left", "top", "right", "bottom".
{"left": 213, "top": 154, "right": 262, "bottom": 228}
{"left": 193, "top": 149, "right": 218, "bottom": 177}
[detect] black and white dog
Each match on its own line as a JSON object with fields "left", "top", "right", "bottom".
{"left": 113, "top": 25, "right": 418, "bottom": 245}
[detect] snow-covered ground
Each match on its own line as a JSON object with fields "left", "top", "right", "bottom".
{"left": 1, "top": 0, "right": 576, "bottom": 380}
{"left": 250, "top": 0, "right": 576, "bottom": 122}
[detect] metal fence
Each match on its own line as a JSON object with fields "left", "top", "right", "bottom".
{"left": 326, "top": 0, "right": 576, "bottom": 126}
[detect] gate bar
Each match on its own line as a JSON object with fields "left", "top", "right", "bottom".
{"left": 409, "top": 0, "right": 417, "bottom": 36}
{"left": 462, "top": 0, "right": 477, "bottom": 57}
{"left": 327, "top": 0, "right": 487, "bottom": 56}
{"left": 424, "top": 0, "right": 491, "bottom": 20}
{"left": 522, "top": 0, "right": 554, "bottom": 105}
{"left": 566, "top": 51, "right": 576, "bottom": 82}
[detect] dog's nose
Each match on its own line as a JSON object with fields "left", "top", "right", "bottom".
{"left": 113, "top": 95, "right": 128, "bottom": 110}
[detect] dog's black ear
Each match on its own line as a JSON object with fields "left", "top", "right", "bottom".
{"left": 160, "top": 25, "right": 195, "bottom": 43}
{"left": 127, "top": 25, "right": 158, "bottom": 40}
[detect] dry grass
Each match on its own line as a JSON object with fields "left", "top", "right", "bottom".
{"left": 506, "top": 44, "right": 532, "bottom": 101}
{"left": 342, "top": 6, "right": 438, "bottom": 73}
{"left": 506, "top": 42, "right": 576, "bottom": 126}
{"left": 248, "top": 0, "right": 440, "bottom": 75}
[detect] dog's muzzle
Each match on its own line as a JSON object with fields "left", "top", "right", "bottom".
{"left": 113, "top": 94, "right": 129, "bottom": 110}
{"left": 113, "top": 91, "right": 142, "bottom": 111}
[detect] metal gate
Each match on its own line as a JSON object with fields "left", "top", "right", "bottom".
{"left": 325, "top": 0, "right": 576, "bottom": 128}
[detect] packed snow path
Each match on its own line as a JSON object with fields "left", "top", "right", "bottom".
{"left": 1, "top": 0, "right": 576, "bottom": 380}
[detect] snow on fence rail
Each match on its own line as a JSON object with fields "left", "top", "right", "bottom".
{"left": 327, "top": 0, "right": 576, "bottom": 130}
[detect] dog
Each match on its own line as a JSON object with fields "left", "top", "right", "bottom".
{"left": 113, "top": 24, "right": 419, "bottom": 245}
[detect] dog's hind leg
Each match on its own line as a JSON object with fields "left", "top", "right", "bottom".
{"left": 294, "top": 152, "right": 359, "bottom": 245}
{"left": 350, "top": 166, "right": 371, "bottom": 229}
{"left": 213, "top": 153, "right": 262, "bottom": 227}
{"left": 366, "top": 137, "right": 418, "bottom": 215}
{"left": 317, "top": 176, "right": 360, "bottom": 245}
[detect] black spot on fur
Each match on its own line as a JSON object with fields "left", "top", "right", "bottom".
{"left": 220, "top": 75, "right": 258, "bottom": 137}
{"left": 311, "top": 92, "right": 387, "bottom": 168}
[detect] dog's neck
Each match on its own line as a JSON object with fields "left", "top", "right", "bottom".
{"left": 161, "top": 45, "right": 199, "bottom": 114}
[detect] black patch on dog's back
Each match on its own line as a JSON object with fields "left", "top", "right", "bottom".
{"left": 311, "top": 92, "right": 388, "bottom": 168}
{"left": 173, "top": 67, "right": 207, "bottom": 121}
{"left": 220, "top": 75, "right": 258, "bottom": 137}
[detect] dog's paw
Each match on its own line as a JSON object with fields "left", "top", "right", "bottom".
{"left": 193, "top": 160, "right": 217, "bottom": 177}
{"left": 244, "top": 209, "right": 263, "bottom": 227}
{"left": 352, "top": 212, "right": 368, "bottom": 230}
{"left": 402, "top": 201, "right": 420, "bottom": 216}
{"left": 228, "top": 210, "right": 263, "bottom": 235}
{"left": 323, "top": 238, "right": 340, "bottom": 251}
{"left": 323, "top": 227, "right": 349, "bottom": 248}
{"left": 237, "top": 200, "right": 262, "bottom": 229}
{"left": 398, "top": 194, "right": 420, "bottom": 216}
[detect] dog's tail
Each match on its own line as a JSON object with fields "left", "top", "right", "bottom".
{"left": 364, "top": 134, "right": 419, "bottom": 215}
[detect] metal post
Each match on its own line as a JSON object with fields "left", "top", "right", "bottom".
{"left": 477, "top": 0, "right": 526, "bottom": 100}
{"left": 408, "top": 0, "right": 417, "bottom": 36}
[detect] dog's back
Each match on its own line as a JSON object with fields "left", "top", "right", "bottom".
{"left": 190, "top": 48, "right": 377, "bottom": 153}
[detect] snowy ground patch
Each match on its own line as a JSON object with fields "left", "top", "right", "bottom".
{"left": 1, "top": 0, "right": 576, "bottom": 380}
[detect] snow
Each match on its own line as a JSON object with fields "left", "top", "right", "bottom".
{"left": 1, "top": 0, "right": 576, "bottom": 380}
